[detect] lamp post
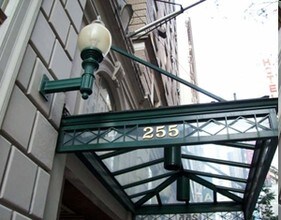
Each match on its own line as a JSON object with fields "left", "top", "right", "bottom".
{"left": 40, "top": 17, "right": 112, "bottom": 100}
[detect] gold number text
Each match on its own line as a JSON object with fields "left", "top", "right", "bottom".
{"left": 168, "top": 125, "right": 179, "bottom": 137}
{"left": 143, "top": 125, "right": 179, "bottom": 139}
{"left": 156, "top": 126, "right": 166, "bottom": 138}
{"left": 143, "top": 127, "right": 154, "bottom": 139}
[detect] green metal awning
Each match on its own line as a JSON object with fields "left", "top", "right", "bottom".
{"left": 57, "top": 98, "right": 278, "bottom": 219}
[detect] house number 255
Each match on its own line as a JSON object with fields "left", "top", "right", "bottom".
{"left": 143, "top": 125, "right": 179, "bottom": 140}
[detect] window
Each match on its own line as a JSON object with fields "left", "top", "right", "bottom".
{"left": 0, "top": 0, "right": 8, "bottom": 24}
{"left": 0, "top": 10, "right": 7, "bottom": 24}
{"left": 98, "top": 77, "right": 114, "bottom": 112}
{"left": 81, "top": 76, "right": 115, "bottom": 114}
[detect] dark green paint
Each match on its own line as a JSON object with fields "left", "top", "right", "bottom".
{"left": 56, "top": 98, "right": 278, "bottom": 218}
{"left": 177, "top": 175, "right": 190, "bottom": 201}
{"left": 111, "top": 45, "right": 225, "bottom": 102}
{"left": 40, "top": 48, "right": 102, "bottom": 100}
{"left": 164, "top": 146, "right": 181, "bottom": 170}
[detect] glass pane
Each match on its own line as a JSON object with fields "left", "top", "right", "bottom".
{"left": 103, "top": 148, "right": 163, "bottom": 172}
{"left": 159, "top": 182, "right": 184, "bottom": 204}
{"left": 125, "top": 177, "right": 168, "bottom": 196}
{"left": 79, "top": 76, "right": 115, "bottom": 114}
{"left": 182, "top": 144, "right": 254, "bottom": 164}
{"left": 217, "top": 193, "right": 232, "bottom": 202}
{"left": 144, "top": 196, "right": 158, "bottom": 205}
{"left": 115, "top": 163, "right": 168, "bottom": 186}
{"left": 131, "top": 196, "right": 144, "bottom": 203}
{"left": 257, "top": 115, "right": 270, "bottom": 131}
{"left": 197, "top": 120, "right": 227, "bottom": 136}
{"left": 182, "top": 159, "right": 249, "bottom": 179}
{"left": 233, "top": 193, "right": 244, "bottom": 198}
{"left": 198, "top": 175, "right": 246, "bottom": 190}
{"left": 95, "top": 150, "right": 114, "bottom": 156}
{"left": 189, "top": 180, "right": 213, "bottom": 203}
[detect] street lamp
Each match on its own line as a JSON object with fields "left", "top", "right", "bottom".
{"left": 40, "top": 17, "right": 112, "bottom": 100}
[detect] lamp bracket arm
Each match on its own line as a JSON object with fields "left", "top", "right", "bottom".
{"left": 39, "top": 74, "right": 82, "bottom": 101}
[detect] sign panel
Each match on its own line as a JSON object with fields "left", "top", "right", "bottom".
{"left": 56, "top": 99, "right": 278, "bottom": 153}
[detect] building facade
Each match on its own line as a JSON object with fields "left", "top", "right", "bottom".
{"left": 278, "top": 2, "right": 281, "bottom": 216}
{"left": 128, "top": 0, "right": 180, "bottom": 107}
{"left": 176, "top": 15, "right": 199, "bottom": 105}
{"left": 0, "top": 0, "right": 180, "bottom": 219}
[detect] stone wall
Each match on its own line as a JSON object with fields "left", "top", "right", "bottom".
{"left": 0, "top": 0, "right": 84, "bottom": 219}
{"left": 278, "top": 11, "right": 281, "bottom": 215}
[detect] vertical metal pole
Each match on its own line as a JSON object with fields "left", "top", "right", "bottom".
{"left": 177, "top": 175, "right": 190, "bottom": 202}
{"left": 164, "top": 146, "right": 181, "bottom": 170}
{"left": 80, "top": 48, "right": 102, "bottom": 99}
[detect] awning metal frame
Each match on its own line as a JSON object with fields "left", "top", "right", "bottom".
{"left": 57, "top": 98, "right": 278, "bottom": 219}
{"left": 57, "top": 98, "right": 277, "bottom": 152}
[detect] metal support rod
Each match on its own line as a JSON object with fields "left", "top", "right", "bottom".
{"left": 111, "top": 45, "right": 225, "bottom": 102}
{"left": 41, "top": 76, "right": 81, "bottom": 93}
{"left": 244, "top": 138, "right": 278, "bottom": 219}
{"left": 182, "top": 154, "right": 251, "bottom": 168}
{"left": 136, "top": 202, "right": 243, "bottom": 215}
{"left": 156, "top": 193, "right": 162, "bottom": 206}
{"left": 39, "top": 75, "right": 81, "bottom": 100}
{"left": 39, "top": 48, "right": 102, "bottom": 101}
{"left": 155, "top": 0, "right": 183, "bottom": 9}
{"left": 127, "top": 0, "right": 207, "bottom": 38}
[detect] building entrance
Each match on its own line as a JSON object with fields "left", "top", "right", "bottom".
{"left": 59, "top": 179, "right": 112, "bottom": 220}
{"left": 55, "top": 98, "right": 278, "bottom": 219}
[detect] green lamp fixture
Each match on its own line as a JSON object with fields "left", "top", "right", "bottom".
{"left": 40, "top": 17, "right": 112, "bottom": 100}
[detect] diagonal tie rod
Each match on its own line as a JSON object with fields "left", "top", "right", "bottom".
{"left": 127, "top": 0, "right": 208, "bottom": 38}
{"left": 111, "top": 45, "right": 225, "bottom": 102}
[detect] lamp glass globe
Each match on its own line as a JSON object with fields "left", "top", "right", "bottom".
{"left": 78, "top": 20, "right": 112, "bottom": 57}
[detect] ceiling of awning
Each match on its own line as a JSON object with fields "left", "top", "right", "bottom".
{"left": 57, "top": 98, "right": 278, "bottom": 219}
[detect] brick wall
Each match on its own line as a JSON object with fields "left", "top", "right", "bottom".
{"left": 0, "top": 0, "right": 86, "bottom": 219}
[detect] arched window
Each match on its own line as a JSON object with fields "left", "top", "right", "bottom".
{"left": 92, "top": 75, "right": 115, "bottom": 113}
{"left": 80, "top": 74, "right": 115, "bottom": 114}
